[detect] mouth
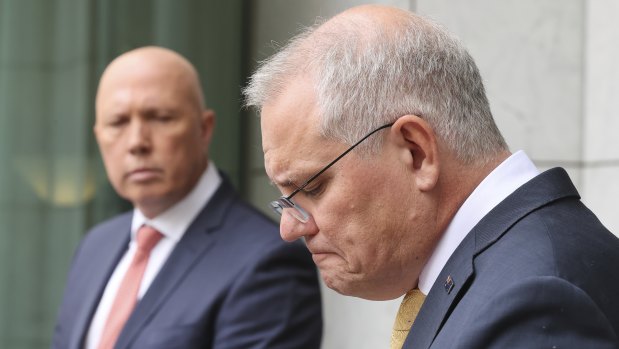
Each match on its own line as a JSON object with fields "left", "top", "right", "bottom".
{"left": 311, "top": 252, "right": 331, "bottom": 264}
{"left": 305, "top": 238, "right": 337, "bottom": 264}
{"left": 307, "top": 246, "right": 335, "bottom": 264}
{"left": 125, "top": 167, "right": 163, "bottom": 182}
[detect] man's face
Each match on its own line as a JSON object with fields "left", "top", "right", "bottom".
{"left": 94, "top": 60, "right": 212, "bottom": 217}
{"left": 261, "top": 79, "right": 434, "bottom": 300}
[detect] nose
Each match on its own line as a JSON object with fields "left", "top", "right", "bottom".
{"left": 127, "top": 119, "right": 152, "bottom": 156}
{"left": 279, "top": 210, "right": 319, "bottom": 242}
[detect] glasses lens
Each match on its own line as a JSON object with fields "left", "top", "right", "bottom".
{"left": 270, "top": 201, "right": 284, "bottom": 215}
{"left": 287, "top": 206, "right": 309, "bottom": 223}
{"left": 270, "top": 197, "right": 310, "bottom": 223}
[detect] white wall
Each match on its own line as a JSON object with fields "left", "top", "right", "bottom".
{"left": 415, "top": 0, "right": 619, "bottom": 235}
{"left": 582, "top": 0, "right": 619, "bottom": 233}
{"left": 245, "top": 1, "right": 619, "bottom": 348}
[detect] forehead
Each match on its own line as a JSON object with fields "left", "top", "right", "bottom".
{"left": 97, "top": 61, "right": 193, "bottom": 115}
{"left": 261, "top": 78, "right": 343, "bottom": 185}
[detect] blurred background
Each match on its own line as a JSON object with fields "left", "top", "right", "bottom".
{"left": 0, "top": 0, "right": 617, "bottom": 348}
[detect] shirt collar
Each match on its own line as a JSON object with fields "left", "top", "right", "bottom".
{"left": 131, "top": 161, "right": 222, "bottom": 242}
{"left": 417, "top": 151, "right": 540, "bottom": 294}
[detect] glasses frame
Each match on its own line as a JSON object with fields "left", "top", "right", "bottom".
{"left": 270, "top": 123, "right": 394, "bottom": 223}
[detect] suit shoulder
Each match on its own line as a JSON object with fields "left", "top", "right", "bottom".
{"left": 484, "top": 197, "right": 619, "bottom": 273}
{"left": 213, "top": 196, "right": 311, "bottom": 264}
{"left": 522, "top": 199, "right": 619, "bottom": 271}
{"left": 80, "top": 211, "right": 132, "bottom": 247}
{"left": 221, "top": 197, "right": 280, "bottom": 240}
{"left": 227, "top": 197, "right": 278, "bottom": 226}
{"left": 473, "top": 197, "right": 619, "bottom": 332}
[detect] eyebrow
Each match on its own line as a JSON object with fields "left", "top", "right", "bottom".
{"left": 267, "top": 152, "right": 338, "bottom": 192}
{"left": 270, "top": 167, "right": 321, "bottom": 190}
{"left": 270, "top": 163, "right": 333, "bottom": 192}
{"left": 269, "top": 177, "right": 299, "bottom": 190}
{"left": 141, "top": 106, "right": 176, "bottom": 116}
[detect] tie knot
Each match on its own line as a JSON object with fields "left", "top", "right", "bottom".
{"left": 136, "top": 225, "right": 163, "bottom": 252}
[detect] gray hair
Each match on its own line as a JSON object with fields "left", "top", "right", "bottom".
{"left": 243, "top": 12, "right": 507, "bottom": 164}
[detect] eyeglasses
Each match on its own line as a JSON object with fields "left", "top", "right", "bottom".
{"left": 270, "top": 123, "right": 394, "bottom": 223}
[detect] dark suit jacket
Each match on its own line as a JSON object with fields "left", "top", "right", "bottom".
{"left": 404, "top": 168, "right": 619, "bottom": 348}
{"left": 52, "top": 177, "right": 322, "bottom": 349}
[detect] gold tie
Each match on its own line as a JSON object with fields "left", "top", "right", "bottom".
{"left": 390, "top": 288, "right": 426, "bottom": 349}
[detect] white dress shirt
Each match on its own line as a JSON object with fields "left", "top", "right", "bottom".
{"left": 417, "top": 151, "right": 540, "bottom": 295}
{"left": 85, "top": 162, "right": 222, "bottom": 349}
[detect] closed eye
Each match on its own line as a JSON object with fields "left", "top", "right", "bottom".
{"left": 143, "top": 108, "right": 176, "bottom": 123}
{"left": 155, "top": 114, "right": 175, "bottom": 122}
{"left": 108, "top": 116, "right": 129, "bottom": 127}
{"left": 302, "top": 182, "right": 325, "bottom": 198}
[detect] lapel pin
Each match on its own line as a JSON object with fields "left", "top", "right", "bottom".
{"left": 444, "top": 275, "right": 454, "bottom": 294}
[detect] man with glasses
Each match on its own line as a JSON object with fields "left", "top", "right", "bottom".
{"left": 244, "top": 5, "right": 619, "bottom": 349}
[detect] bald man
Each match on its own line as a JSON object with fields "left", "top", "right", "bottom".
{"left": 245, "top": 5, "right": 619, "bottom": 349}
{"left": 52, "top": 47, "right": 322, "bottom": 349}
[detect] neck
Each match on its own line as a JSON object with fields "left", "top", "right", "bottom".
{"left": 435, "top": 150, "right": 510, "bottom": 235}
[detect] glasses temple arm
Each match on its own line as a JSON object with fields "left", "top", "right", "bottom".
{"left": 286, "top": 123, "right": 394, "bottom": 199}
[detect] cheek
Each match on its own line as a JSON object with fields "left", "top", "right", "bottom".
{"left": 314, "top": 209, "right": 372, "bottom": 269}
{"left": 158, "top": 138, "right": 194, "bottom": 171}
{"left": 328, "top": 191, "right": 404, "bottom": 267}
{"left": 100, "top": 146, "right": 125, "bottom": 180}
{"left": 167, "top": 131, "right": 205, "bottom": 161}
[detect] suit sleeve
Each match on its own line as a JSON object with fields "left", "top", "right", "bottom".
{"left": 212, "top": 240, "right": 323, "bottom": 349}
{"left": 457, "top": 276, "right": 619, "bottom": 349}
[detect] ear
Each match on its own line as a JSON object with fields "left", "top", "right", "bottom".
{"left": 93, "top": 120, "right": 104, "bottom": 144}
{"left": 200, "top": 109, "right": 216, "bottom": 147}
{"left": 392, "top": 114, "right": 440, "bottom": 191}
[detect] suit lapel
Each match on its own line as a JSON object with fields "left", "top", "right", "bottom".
{"left": 114, "top": 178, "right": 236, "bottom": 348}
{"left": 404, "top": 232, "right": 475, "bottom": 349}
{"left": 403, "top": 168, "right": 580, "bottom": 349}
{"left": 70, "top": 215, "right": 131, "bottom": 349}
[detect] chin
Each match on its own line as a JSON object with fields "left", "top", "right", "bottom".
{"left": 321, "top": 273, "right": 367, "bottom": 299}
{"left": 129, "top": 190, "right": 174, "bottom": 209}
{"left": 322, "top": 272, "right": 404, "bottom": 301}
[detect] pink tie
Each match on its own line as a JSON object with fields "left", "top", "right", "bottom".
{"left": 97, "top": 225, "right": 163, "bottom": 349}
